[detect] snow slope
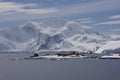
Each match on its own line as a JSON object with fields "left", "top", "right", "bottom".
{"left": 96, "top": 41, "right": 120, "bottom": 54}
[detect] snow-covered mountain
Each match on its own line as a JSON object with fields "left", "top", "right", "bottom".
{"left": 0, "top": 18, "right": 113, "bottom": 52}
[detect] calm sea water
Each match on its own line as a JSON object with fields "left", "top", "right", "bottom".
{"left": 0, "top": 53, "right": 120, "bottom": 80}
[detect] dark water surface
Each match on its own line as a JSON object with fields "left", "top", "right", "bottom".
{"left": 0, "top": 59, "right": 120, "bottom": 80}
{"left": 0, "top": 53, "right": 120, "bottom": 80}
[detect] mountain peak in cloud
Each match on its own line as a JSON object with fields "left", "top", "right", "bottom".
{"left": 40, "top": 17, "right": 67, "bottom": 28}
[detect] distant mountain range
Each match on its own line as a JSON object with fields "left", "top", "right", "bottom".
{"left": 0, "top": 18, "right": 119, "bottom": 53}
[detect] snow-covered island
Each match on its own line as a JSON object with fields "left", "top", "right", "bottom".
{"left": 24, "top": 51, "right": 87, "bottom": 60}
{"left": 100, "top": 53, "right": 120, "bottom": 59}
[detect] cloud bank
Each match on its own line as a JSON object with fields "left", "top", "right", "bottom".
{"left": 0, "top": 2, "right": 59, "bottom": 15}
{"left": 109, "top": 15, "right": 120, "bottom": 19}
{"left": 0, "top": 0, "right": 120, "bottom": 22}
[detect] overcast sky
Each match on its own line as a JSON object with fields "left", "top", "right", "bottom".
{"left": 0, "top": 0, "right": 120, "bottom": 33}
